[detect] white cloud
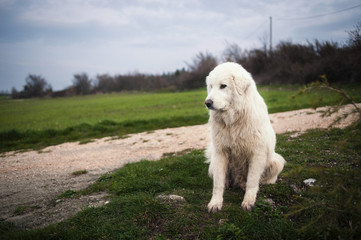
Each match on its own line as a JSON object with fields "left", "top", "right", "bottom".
{"left": 21, "top": 0, "right": 128, "bottom": 26}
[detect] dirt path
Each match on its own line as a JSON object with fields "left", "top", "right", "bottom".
{"left": 1, "top": 104, "right": 359, "bottom": 229}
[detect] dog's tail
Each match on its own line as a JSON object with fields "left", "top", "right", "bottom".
{"left": 262, "top": 152, "right": 286, "bottom": 184}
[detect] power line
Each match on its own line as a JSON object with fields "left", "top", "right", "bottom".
{"left": 244, "top": 19, "right": 268, "bottom": 40}
{"left": 275, "top": 3, "right": 361, "bottom": 21}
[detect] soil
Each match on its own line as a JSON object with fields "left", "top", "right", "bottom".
{"left": 0, "top": 104, "right": 359, "bottom": 229}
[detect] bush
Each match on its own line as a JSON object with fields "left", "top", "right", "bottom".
{"left": 73, "top": 72, "right": 93, "bottom": 95}
{"left": 223, "top": 22, "right": 361, "bottom": 85}
{"left": 12, "top": 74, "right": 52, "bottom": 98}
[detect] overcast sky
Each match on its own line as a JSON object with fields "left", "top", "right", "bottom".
{"left": 1, "top": 0, "right": 360, "bottom": 91}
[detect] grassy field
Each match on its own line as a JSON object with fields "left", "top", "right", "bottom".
{"left": 0, "top": 90, "right": 208, "bottom": 132}
{"left": 1, "top": 84, "right": 360, "bottom": 153}
{"left": 2, "top": 85, "right": 360, "bottom": 132}
{"left": 1, "top": 121, "right": 360, "bottom": 239}
{"left": 1, "top": 84, "right": 361, "bottom": 239}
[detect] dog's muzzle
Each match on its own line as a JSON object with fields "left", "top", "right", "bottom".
{"left": 205, "top": 99, "right": 214, "bottom": 109}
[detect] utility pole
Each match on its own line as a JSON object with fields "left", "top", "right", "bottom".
{"left": 269, "top": 16, "right": 272, "bottom": 53}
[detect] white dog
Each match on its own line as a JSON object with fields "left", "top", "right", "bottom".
{"left": 205, "top": 62, "right": 285, "bottom": 212}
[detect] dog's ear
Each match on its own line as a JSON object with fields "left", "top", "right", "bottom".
{"left": 232, "top": 74, "right": 251, "bottom": 95}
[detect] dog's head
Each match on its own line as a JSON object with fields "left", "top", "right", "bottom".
{"left": 205, "top": 62, "right": 253, "bottom": 111}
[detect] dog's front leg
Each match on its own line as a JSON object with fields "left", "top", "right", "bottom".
{"left": 242, "top": 154, "right": 266, "bottom": 211}
{"left": 208, "top": 151, "right": 228, "bottom": 213}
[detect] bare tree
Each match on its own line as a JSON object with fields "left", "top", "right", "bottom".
{"left": 11, "top": 87, "right": 19, "bottom": 98}
{"left": 26, "top": 74, "right": 52, "bottom": 97}
{"left": 12, "top": 74, "right": 52, "bottom": 98}
{"left": 259, "top": 31, "right": 269, "bottom": 53}
{"left": 95, "top": 74, "right": 114, "bottom": 93}
{"left": 187, "top": 51, "right": 217, "bottom": 72}
{"left": 222, "top": 42, "right": 244, "bottom": 62}
{"left": 347, "top": 22, "right": 361, "bottom": 49}
{"left": 73, "top": 73, "right": 92, "bottom": 95}
{"left": 183, "top": 51, "right": 217, "bottom": 89}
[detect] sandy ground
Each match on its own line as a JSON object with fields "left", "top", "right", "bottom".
{"left": 0, "top": 104, "right": 360, "bottom": 229}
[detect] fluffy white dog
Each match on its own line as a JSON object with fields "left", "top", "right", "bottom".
{"left": 205, "top": 62, "right": 285, "bottom": 212}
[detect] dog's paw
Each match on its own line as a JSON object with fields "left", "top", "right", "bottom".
{"left": 207, "top": 200, "right": 223, "bottom": 213}
{"left": 241, "top": 199, "right": 255, "bottom": 211}
{"left": 264, "top": 175, "right": 278, "bottom": 185}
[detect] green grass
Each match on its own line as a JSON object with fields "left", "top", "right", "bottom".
{"left": 0, "top": 90, "right": 208, "bottom": 152}
{"left": 72, "top": 170, "right": 88, "bottom": 176}
{"left": 1, "top": 85, "right": 360, "bottom": 153}
{"left": 1, "top": 121, "right": 360, "bottom": 239}
{"left": 0, "top": 90, "right": 208, "bottom": 132}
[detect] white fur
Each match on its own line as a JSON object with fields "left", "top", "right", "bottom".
{"left": 205, "top": 62, "right": 285, "bottom": 212}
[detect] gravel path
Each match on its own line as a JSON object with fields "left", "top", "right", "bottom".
{"left": 0, "top": 104, "right": 359, "bottom": 229}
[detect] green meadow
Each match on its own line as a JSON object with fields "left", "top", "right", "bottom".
{"left": 0, "top": 90, "right": 208, "bottom": 132}
{"left": 1, "top": 85, "right": 360, "bottom": 153}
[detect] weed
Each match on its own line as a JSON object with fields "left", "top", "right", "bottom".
{"left": 78, "top": 139, "right": 94, "bottom": 145}
{"left": 13, "top": 205, "right": 40, "bottom": 216}
{"left": 57, "top": 190, "right": 77, "bottom": 200}
{"left": 294, "top": 75, "right": 361, "bottom": 126}
{"left": 13, "top": 206, "right": 27, "bottom": 216}
{"left": 71, "top": 170, "right": 88, "bottom": 176}
{"left": 216, "top": 223, "right": 243, "bottom": 240}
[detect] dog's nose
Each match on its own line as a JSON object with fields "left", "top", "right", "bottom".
{"left": 205, "top": 99, "right": 213, "bottom": 109}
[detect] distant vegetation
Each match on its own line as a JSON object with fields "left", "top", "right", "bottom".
{"left": 10, "top": 22, "right": 361, "bottom": 98}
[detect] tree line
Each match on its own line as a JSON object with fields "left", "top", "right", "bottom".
{"left": 11, "top": 22, "right": 360, "bottom": 98}
{"left": 11, "top": 51, "right": 217, "bottom": 98}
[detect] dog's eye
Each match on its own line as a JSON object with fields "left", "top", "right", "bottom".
{"left": 220, "top": 84, "right": 227, "bottom": 89}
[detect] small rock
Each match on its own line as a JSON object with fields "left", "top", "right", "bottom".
{"left": 290, "top": 132, "right": 302, "bottom": 138}
{"left": 218, "top": 219, "right": 228, "bottom": 225}
{"left": 290, "top": 184, "right": 302, "bottom": 193}
{"left": 88, "top": 200, "right": 109, "bottom": 208}
{"left": 263, "top": 198, "right": 276, "bottom": 207}
{"left": 156, "top": 194, "right": 185, "bottom": 202}
{"left": 303, "top": 178, "right": 316, "bottom": 187}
